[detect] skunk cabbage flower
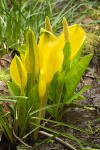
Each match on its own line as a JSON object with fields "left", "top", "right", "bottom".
{"left": 38, "top": 17, "right": 86, "bottom": 97}
{"left": 10, "top": 55, "right": 27, "bottom": 95}
{"left": 10, "top": 17, "right": 86, "bottom": 98}
{"left": 38, "top": 29, "right": 64, "bottom": 97}
{"left": 58, "top": 18, "right": 86, "bottom": 61}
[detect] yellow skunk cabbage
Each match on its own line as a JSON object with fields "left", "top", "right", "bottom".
{"left": 58, "top": 18, "right": 86, "bottom": 61}
{"left": 38, "top": 18, "right": 85, "bottom": 97}
{"left": 10, "top": 17, "right": 86, "bottom": 99}
{"left": 10, "top": 55, "right": 27, "bottom": 95}
{"left": 38, "top": 29, "right": 64, "bottom": 97}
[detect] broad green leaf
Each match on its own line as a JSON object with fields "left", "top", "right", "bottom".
{"left": 49, "top": 72, "right": 59, "bottom": 101}
{"left": 65, "top": 85, "right": 91, "bottom": 104}
{"left": 48, "top": 72, "right": 64, "bottom": 119}
{"left": 17, "top": 97, "right": 28, "bottom": 137}
{"left": 62, "top": 42, "right": 71, "bottom": 71}
{"left": 8, "top": 81, "right": 21, "bottom": 96}
{"left": 10, "top": 55, "right": 27, "bottom": 95}
{"left": 28, "top": 84, "right": 39, "bottom": 112}
{"left": 25, "top": 73, "right": 36, "bottom": 96}
{"left": 63, "top": 54, "right": 93, "bottom": 102}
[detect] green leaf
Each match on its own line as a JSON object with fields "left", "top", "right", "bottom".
{"left": 17, "top": 96, "right": 28, "bottom": 137}
{"left": 18, "top": 44, "right": 26, "bottom": 58}
{"left": 18, "top": 44, "right": 26, "bottom": 54}
{"left": 8, "top": 81, "right": 21, "bottom": 96}
{"left": 65, "top": 85, "right": 91, "bottom": 104}
{"left": 62, "top": 42, "right": 71, "bottom": 72}
{"left": 28, "top": 84, "right": 39, "bottom": 112}
{"left": 17, "top": 84, "right": 39, "bottom": 137}
{"left": 24, "top": 28, "right": 39, "bottom": 78}
{"left": 0, "top": 116, "right": 14, "bottom": 146}
{"left": 63, "top": 54, "right": 93, "bottom": 102}
{"left": 49, "top": 72, "right": 59, "bottom": 101}
{"left": 48, "top": 72, "right": 65, "bottom": 119}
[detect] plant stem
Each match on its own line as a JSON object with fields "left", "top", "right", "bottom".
{"left": 33, "top": 85, "right": 49, "bottom": 140}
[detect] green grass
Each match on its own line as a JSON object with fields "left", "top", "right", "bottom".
{"left": 0, "top": 0, "right": 99, "bottom": 54}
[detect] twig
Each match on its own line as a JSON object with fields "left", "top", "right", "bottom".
{"left": 38, "top": 130, "right": 76, "bottom": 150}
{"left": 81, "top": 78, "right": 86, "bottom": 85}
{"left": 13, "top": 131, "right": 32, "bottom": 149}
{"left": 83, "top": 75, "right": 99, "bottom": 79}
{"left": 0, "top": 58, "right": 11, "bottom": 63}
{"left": 75, "top": 136, "right": 100, "bottom": 139}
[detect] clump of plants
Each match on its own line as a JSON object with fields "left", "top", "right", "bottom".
{"left": 0, "top": 17, "right": 93, "bottom": 149}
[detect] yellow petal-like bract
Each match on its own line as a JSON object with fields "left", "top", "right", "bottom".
{"left": 58, "top": 24, "right": 86, "bottom": 61}
{"left": 10, "top": 55, "right": 27, "bottom": 94}
{"left": 38, "top": 30, "right": 64, "bottom": 97}
{"left": 38, "top": 30, "right": 64, "bottom": 84}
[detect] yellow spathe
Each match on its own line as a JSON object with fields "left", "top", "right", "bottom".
{"left": 10, "top": 55, "right": 27, "bottom": 94}
{"left": 58, "top": 24, "right": 86, "bottom": 61}
{"left": 38, "top": 30, "right": 64, "bottom": 97}
{"left": 38, "top": 30, "right": 63, "bottom": 84}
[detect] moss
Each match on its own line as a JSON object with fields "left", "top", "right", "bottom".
{"left": 83, "top": 33, "right": 100, "bottom": 56}
{"left": 0, "top": 68, "right": 10, "bottom": 82}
